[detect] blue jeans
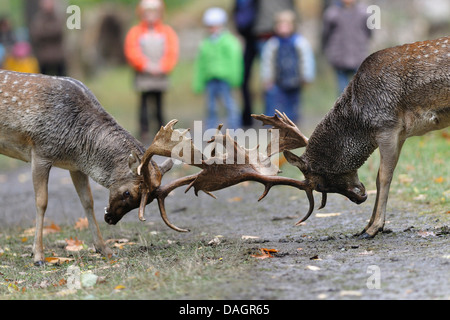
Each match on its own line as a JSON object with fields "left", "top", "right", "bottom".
{"left": 206, "top": 79, "right": 240, "bottom": 129}
{"left": 336, "top": 68, "right": 357, "bottom": 94}
{"left": 265, "top": 85, "right": 301, "bottom": 123}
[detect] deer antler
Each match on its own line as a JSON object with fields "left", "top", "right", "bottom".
{"left": 252, "top": 110, "right": 308, "bottom": 156}
{"left": 252, "top": 110, "right": 328, "bottom": 223}
{"left": 138, "top": 120, "right": 315, "bottom": 232}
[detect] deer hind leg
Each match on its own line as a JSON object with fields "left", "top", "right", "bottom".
{"left": 70, "top": 170, "right": 113, "bottom": 258}
{"left": 360, "top": 132, "right": 405, "bottom": 239}
{"left": 31, "top": 153, "right": 52, "bottom": 266}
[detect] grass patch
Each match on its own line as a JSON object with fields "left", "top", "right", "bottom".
{"left": 0, "top": 222, "right": 254, "bottom": 300}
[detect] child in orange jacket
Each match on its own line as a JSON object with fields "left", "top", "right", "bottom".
{"left": 124, "top": 0, "right": 179, "bottom": 141}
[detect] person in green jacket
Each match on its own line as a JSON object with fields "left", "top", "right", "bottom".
{"left": 193, "top": 7, "right": 243, "bottom": 129}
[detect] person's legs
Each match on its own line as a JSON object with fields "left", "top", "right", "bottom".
{"left": 139, "top": 91, "right": 150, "bottom": 139}
{"left": 336, "top": 68, "right": 357, "bottom": 94}
{"left": 264, "top": 85, "right": 278, "bottom": 117}
{"left": 283, "top": 89, "right": 301, "bottom": 124}
{"left": 241, "top": 36, "right": 258, "bottom": 127}
{"left": 218, "top": 80, "right": 240, "bottom": 129}
{"left": 206, "top": 80, "right": 219, "bottom": 130}
{"left": 154, "top": 90, "right": 164, "bottom": 128}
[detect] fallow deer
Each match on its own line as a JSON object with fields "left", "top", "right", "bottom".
{"left": 0, "top": 70, "right": 175, "bottom": 266}
{"left": 254, "top": 36, "right": 449, "bottom": 238}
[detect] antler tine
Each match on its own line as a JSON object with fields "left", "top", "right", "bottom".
{"left": 241, "top": 174, "right": 315, "bottom": 224}
{"left": 251, "top": 111, "right": 308, "bottom": 157}
{"left": 295, "top": 188, "right": 315, "bottom": 225}
{"left": 318, "top": 193, "right": 327, "bottom": 210}
{"left": 154, "top": 174, "right": 199, "bottom": 232}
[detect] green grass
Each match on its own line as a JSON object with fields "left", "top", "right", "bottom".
{"left": 0, "top": 223, "right": 254, "bottom": 300}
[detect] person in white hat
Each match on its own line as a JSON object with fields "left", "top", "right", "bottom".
{"left": 193, "top": 7, "right": 244, "bottom": 129}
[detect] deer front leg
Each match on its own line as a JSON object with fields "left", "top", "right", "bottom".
{"left": 31, "top": 154, "right": 52, "bottom": 266}
{"left": 360, "top": 134, "right": 405, "bottom": 238}
{"left": 70, "top": 170, "right": 113, "bottom": 258}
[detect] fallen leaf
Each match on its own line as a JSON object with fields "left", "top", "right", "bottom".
{"left": 434, "top": 176, "right": 444, "bottom": 184}
{"left": 65, "top": 237, "right": 85, "bottom": 252}
{"left": 251, "top": 248, "right": 278, "bottom": 259}
{"left": 114, "top": 285, "right": 126, "bottom": 290}
{"left": 306, "top": 265, "right": 321, "bottom": 271}
{"left": 113, "top": 241, "right": 136, "bottom": 249}
{"left": 74, "top": 217, "right": 89, "bottom": 231}
{"left": 417, "top": 230, "right": 435, "bottom": 238}
{"left": 45, "top": 222, "right": 61, "bottom": 234}
{"left": 208, "top": 236, "right": 222, "bottom": 246}
{"left": 106, "top": 238, "right": 130, "bottom": 245}
{"left": 22, "top": 223, "right": 61, "bottom": 236}
{"left": 340, "top": 290, "right": 362, "bottom": 297}
{"left": 441, "top": 131, "right": 450, "bottom": 142}
{"left": 315, "top": 213, "right": 341, "bottom": 218}
{"left": 413, "top": 194, "right": 427, "bottom": 201}
{"left": 241, "top": 235, "right": 260, "bottom": 240}
{"left": 44, "top": 257, "right": 74, "bottom": 265}
{"left": 398, "top": 174, "right": 413, "bottom": 184}
{"left": 309, "top": 255, "right": 321, "bottom": 260}
{"left": 227, "top": 197, "right": 242, "bottom": 203}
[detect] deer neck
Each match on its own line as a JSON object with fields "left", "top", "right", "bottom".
{"left": 75, "top": 122, "right": 145, "bottom": 189}
{"left": 304, "top": 95, "right": 378, "bottom": 175}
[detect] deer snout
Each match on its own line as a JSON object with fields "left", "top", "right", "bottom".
{"left": 104, "top": 208, "right": 118, "bottom": 225}
{"left": 348, "top": 184, "right": 368, "bottom": 204}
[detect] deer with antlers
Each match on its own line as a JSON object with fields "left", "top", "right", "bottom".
{"left": 255, "top": 36, "right": 450, "bottom": 238}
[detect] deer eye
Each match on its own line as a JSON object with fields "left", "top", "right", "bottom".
{"left": 123, "top": 191, "right": 131, "bottom": 199}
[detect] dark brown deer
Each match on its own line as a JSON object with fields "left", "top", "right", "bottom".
{"left": 0, "top": 70, "right": 174, "bottom": 266}
{"left": 254, "top": 36, "right": 450, "bottom": 238}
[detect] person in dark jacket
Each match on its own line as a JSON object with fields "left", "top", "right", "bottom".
{"left": 322, "top": 0, "right": 372, "bottom": 93}
{"left": 30, "top": 0, "right": 66, "bottom": 76}
{"left": 233, "top": 0, "right": 297, "bottom": 126}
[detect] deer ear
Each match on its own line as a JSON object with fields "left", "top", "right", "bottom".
{"left": 283, "top": 150, "right": 308, "bottom": 173}
{"left": 159, "top": 158, "right": 174, "bottom": 175}
{"left": 129, "top": 151, "right": 141, "bottom": 175}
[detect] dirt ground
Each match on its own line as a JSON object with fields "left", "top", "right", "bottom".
{"left": 0, "top": 164, "right": 449, "bottom": 300}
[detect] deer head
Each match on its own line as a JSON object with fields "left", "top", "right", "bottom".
{"left": 252, "top": 110, "right": 368, "bottom": 224}
{"left": 104, "top": 150, "right": 174, "bottom": 226}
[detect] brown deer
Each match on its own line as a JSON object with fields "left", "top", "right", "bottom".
{"left": 254, "top": 36, "right": 450, "bottom": 238}
{"left": 0, "top": 70, "right": 314, "bottom": 265}
{"left": 0, "top": 70, "right": 177, "bottom": 266}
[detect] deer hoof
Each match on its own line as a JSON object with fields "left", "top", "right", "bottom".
{"left": 34, "top": 260, "right": 45, "bottom": 267}
{"left": 358, "top": 232, "right": 374, "bottom": 240}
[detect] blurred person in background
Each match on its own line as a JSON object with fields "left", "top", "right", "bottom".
{"left": 0, "top": 17, "right": 16, "bottom": 54}
{"left": 193, "top": 7, "right": 243, "bottom": 130}
{"left": 124, "top": 0, "right": 179, "bottom": 143}
{"left": 322, "top": 0, "right": 372, "bottom": 93}
{"left": 233, "top": 0, "right": 297, "bottom": 127}
{"left": 2, "top": 41, "right": 39, "bottom": 74}
{"left": 261, "top": 10, "right": 315, "bottom": 124}
{"left": 0, "top": 44, "right": 5, "bottom": 68}
{"left": 30, "top": 0, "right": 66, "bottom": 76}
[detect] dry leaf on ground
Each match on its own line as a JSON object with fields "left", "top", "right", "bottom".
{"left": 65, "top": 237, "right": 85, "bottom": 252}
{"left": 251, "top": 248, "right": 278, "bottom": 259}
{"left": 74, "top": 217, "right": 89, "bottom": 230}
{"left": 45, "top": 257, "right": 74, "bottom": 265}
